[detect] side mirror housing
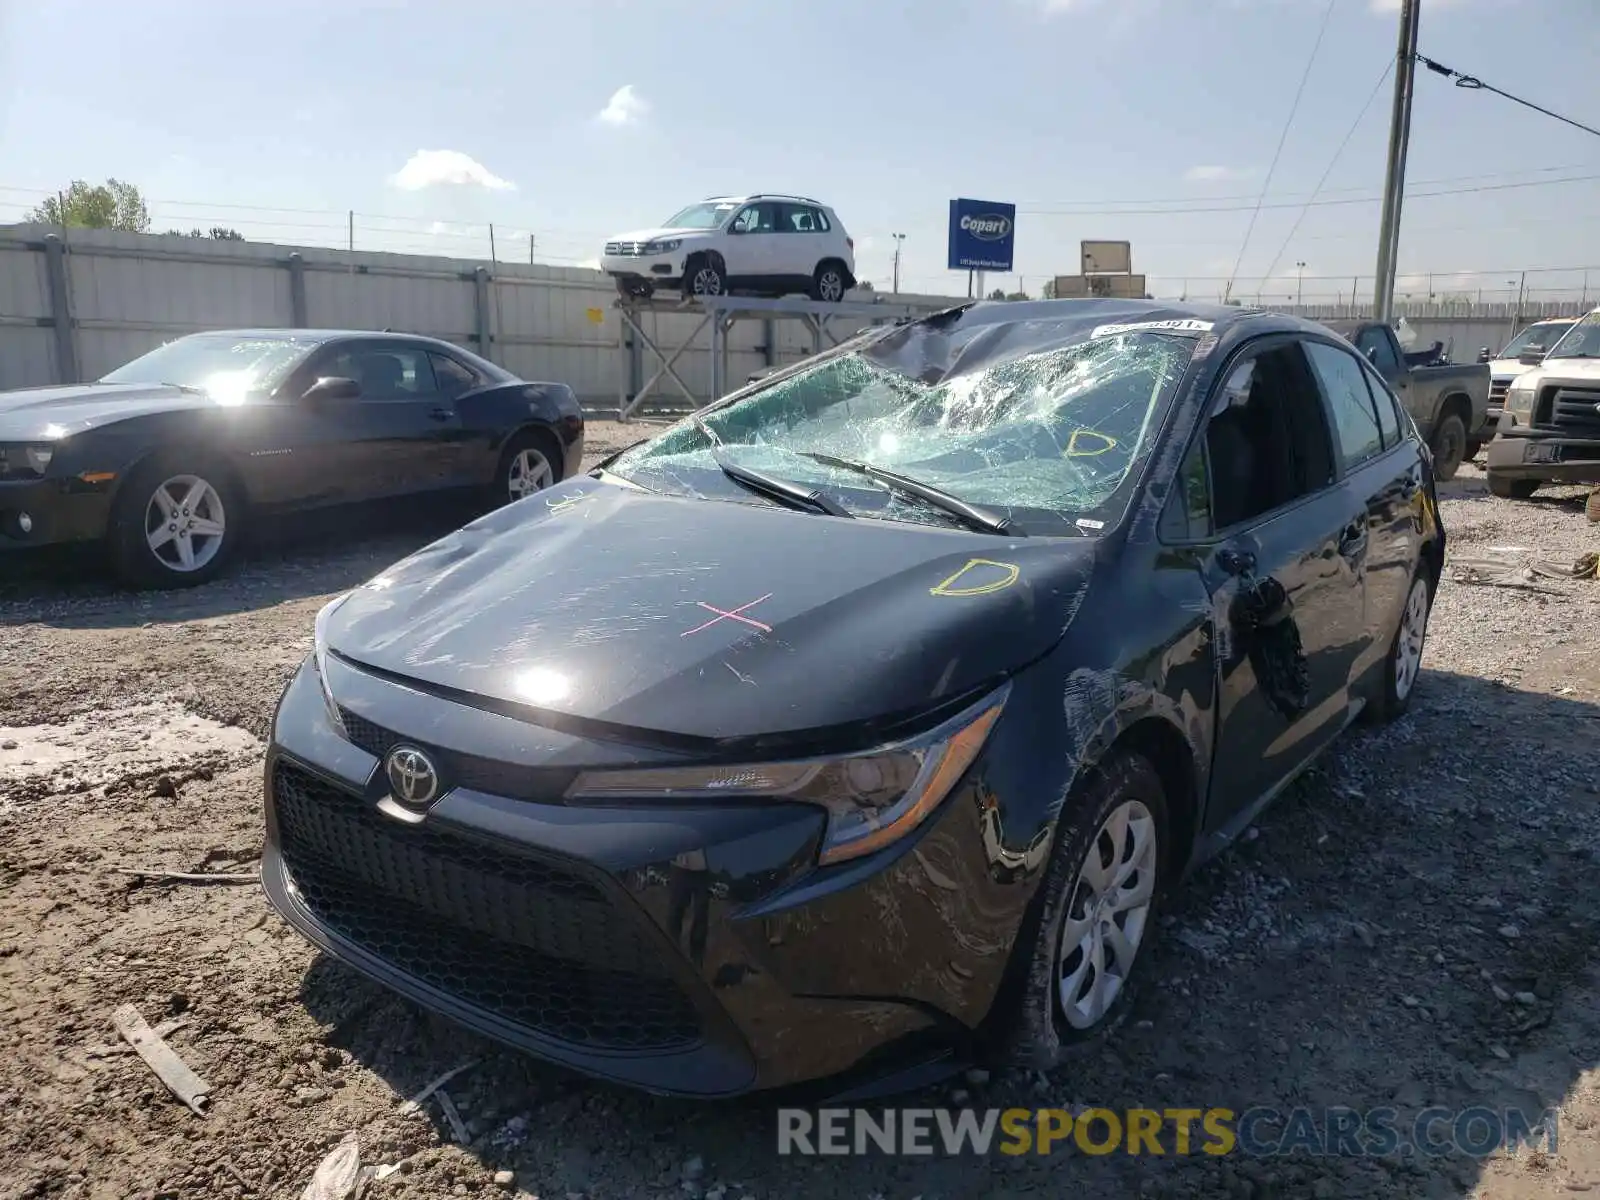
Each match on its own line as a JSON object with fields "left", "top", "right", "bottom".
{"left": 1518, "top": 348, "right": 1546, "bottom": 366}
{"left": 301, "top": 375, "right": 360, "bottom": 403}
{"left": 1477, "top": 347, "right": 1492, "bottom": 363}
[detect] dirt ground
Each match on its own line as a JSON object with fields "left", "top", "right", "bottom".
{"left": 3, "top": 424, "right": 1599, "bottom": 1200}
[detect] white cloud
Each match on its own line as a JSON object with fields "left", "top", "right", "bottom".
{"left": 1185, "top": 165, "right": 1255, "bottom": 182}
{"left": 597, "top": 85, "right": 649, "bottom": 126}
{"left": 390, "top": 150, "right": 515, "bottom": 192}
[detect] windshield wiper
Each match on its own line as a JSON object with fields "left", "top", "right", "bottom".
{"left": 711, "top": 449, "right": 854, "bottom": 518}
{"left": 791, "top": 451, "right": 1024, "bottom": 537}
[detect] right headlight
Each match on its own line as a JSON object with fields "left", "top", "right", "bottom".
{"left": 566, "top": 685, "right": 1009, "bottom": 866}
{"left": 1505, "top": 381, "right": 1536, "bottom": 417}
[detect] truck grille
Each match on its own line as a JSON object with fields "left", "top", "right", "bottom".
{"left": 271, "top": 760, "right": 702, "bottom": 1052}
{"left": 604, "top": 241, "right": 647, "bottom": 257}
{"left": 1489, "top": 378, "right": 1510, "bottom": 404}
{"left": 1549, "top": 387, "right": 1600, "bottom": 436}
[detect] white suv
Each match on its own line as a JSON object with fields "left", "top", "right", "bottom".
{"left": 601, "top": 194, "right": 856, "bottom": 303}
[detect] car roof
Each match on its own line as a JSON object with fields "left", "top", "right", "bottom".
{"left": 700, "top": 194, "right": 828, "bottom": 207}
{"left": 949, "top": 297, "right": 1321, "bottom": 339}
{"left": 178, "top": 328, "right": 467, "bottom": 350}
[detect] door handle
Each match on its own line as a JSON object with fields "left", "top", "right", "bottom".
{"left": 428, "top": 407, "right": 454, "bottom": 421}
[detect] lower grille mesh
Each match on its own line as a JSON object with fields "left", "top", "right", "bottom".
{"left": 272, "top": 760, "right": 701, "bottom": 1051}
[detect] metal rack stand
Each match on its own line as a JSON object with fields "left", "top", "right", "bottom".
{"left": 613, "top": 293, "right": 937, "bottom": 421}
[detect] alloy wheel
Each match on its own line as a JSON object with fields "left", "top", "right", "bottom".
{"left": 1056, "top": 798, "right": 1158, "bottom": 1030}
{"left": 819, "top": 270, "right": 845, "bottom": 301}
{"left": 1394, "top": 578, "right": 1429, "bottom": 701}
{"left": 691, "top": 266, "right": 723, "bottom": 296}
{"left": 143, "top": 474, "right": 227, "bottom": 573}
{"left": 507, "top": 448, "right": 554, "bottom": 501}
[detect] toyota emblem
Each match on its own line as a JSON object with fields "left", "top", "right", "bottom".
{"left": 385, "top": 745, "right": 440, "bottom": 808}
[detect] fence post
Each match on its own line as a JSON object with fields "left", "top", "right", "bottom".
{"left": 41, "top": 235, "right": 79, "bottom": 384}
{"left": 287, "top": 253, "right": 308, "bottom": 326}
{"left": 473, "top": 267, "right": 492, "bottom": 359}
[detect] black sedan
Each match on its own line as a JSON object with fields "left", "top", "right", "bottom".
{"left": 0, "top": 329, "right": 584, "bottom": 587}
{"left": 262, "top": 299, "right": 1444, "bottom": 1099}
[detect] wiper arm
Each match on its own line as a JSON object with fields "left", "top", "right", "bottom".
{"left": 711, "top": 449, "right": 854, "bottom": 518}
{"left": 791, "top": 451, "right": 1024, "bottom": 537}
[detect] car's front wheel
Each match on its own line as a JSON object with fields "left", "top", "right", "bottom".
{"left": 1005, "top": 751, "right": 1169, "bottom": 1069}
{"left": 108, "top": 455, "right": 242, "bottom": 589}
{"left": 682, "top": 256, "right": 726, "bottom": 301}
{"left": 1487, "top": 473, "right": 1539, "bottom": 500}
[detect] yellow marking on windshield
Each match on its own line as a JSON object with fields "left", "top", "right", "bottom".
{"left": 930, "top": 558, "right": 1020, "bottom": 597}
{"left": 1065, "top": 429, "right": 1119, "bottom": 457}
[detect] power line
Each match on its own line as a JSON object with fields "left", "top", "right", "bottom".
{"left": 1226, "top": 0, "right": 1338, "bottom": 302}
{"left": 1418, "top": 54, "right": 1600, "bottom": 140}
{"left": 1260, "top": 56, "right": 1394, "bottom": 286}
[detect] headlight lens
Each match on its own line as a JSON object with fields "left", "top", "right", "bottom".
{"left": 1506, "top": 382, "right": 1536, "bottom": 417}
{"left": 566, "top": 686, "right": 1008, "bottom": 865}
{"left": 312, "top": 593, "right": 351, "bottom": 735}
{"left": 0, "top": 444, "right": 54, "bottom": 478}
{"left": 644, "top": 239, "right": 682, "bottom": 254}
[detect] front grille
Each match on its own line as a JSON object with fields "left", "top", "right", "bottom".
{"left": 272, "top": 760, "right": 702, "bottom": 1051}
{"left": 1489, "top": 378, "right": 1510, "bottom": 404}
{"left": 334, "top": 706, "right": 574, "bottom": 800}
{"left": 1549, "top": 387, "right": 1600, "bottom": 436}
{"left": 339, "top": 707, "right": 395, "bottom": 758}
{"left": 604, "top": 241, "right": 646, "bottom": 257}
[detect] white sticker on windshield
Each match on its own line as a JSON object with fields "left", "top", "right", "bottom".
{"left": 1076, "top": 518, "right": 1106, "bottom": 530}
{"left": 1091, "top": 319, "right": 1215, "bottom": 339}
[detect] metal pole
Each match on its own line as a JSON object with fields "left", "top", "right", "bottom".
{"left": 977, "top": 271, "right": 986, "bottom": 299}
{"left": 1296, "top": 262, "right": 1306, "bottom": 306}
{"left": 347, "top": 210, "right": 355, "bottom": 276}
{"left": 967, "top": 270, "right": 974, "bottom": 299}
{"left": 1373, "top": 0, "right": 1420, "bottom": 322}
{"left": 530, "top": 233, "right": 536, "bottom": 264}
{"left": 892, "top": 233, "right": 904, "bottom": 294}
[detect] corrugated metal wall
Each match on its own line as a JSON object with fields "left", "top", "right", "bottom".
{"left": 0, "top": 224, "right": 957, "bottom": 410}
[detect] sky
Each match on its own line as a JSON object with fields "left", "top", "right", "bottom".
{"left": 2, "top": 0, "right": 1599, "bottom": 305}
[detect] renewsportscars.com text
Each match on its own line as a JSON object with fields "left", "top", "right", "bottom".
{"left": 777, "top": 1106, "right": 1558, "bottom": 1159}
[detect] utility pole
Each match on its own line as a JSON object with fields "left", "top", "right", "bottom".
{"left": 1296, "top": 262, "right": 1306, "bottom": 306}
{"left": 1373, "top": 0, "right": 1421, "bottom": 322}
{"left": 891, "top": 233, "right": 906, "bottom": 294}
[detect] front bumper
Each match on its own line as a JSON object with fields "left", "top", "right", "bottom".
{"left": 0, "top": 475, "right": 114, "bottom": 551}
{"left": 262, "top": 655, "right": 1031, "bottom": 1098}
{"left": 602, "top": 250, "right": 686, "bottom": 292}
{"left": 1486, "top": 424, "right": 1600, "bottom": 484}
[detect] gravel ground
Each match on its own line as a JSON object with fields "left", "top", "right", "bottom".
{"left": 3, "top": 432, "right": 1599, "bottom": 1200}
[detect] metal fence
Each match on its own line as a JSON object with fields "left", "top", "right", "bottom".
{"left": 0, "top": 224, "right": 958, "bottom": 412}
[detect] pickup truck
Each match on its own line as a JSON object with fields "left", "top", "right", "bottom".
{"left": 1485, "top": 306, "right": 1600, "bottom": 499}
{"left": 1324, "top": 320, "right": 1492, "bottom": 481}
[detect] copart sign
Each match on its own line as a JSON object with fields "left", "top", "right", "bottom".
{"left": 948, "top": 198, "right": 1017, "bottom": 273}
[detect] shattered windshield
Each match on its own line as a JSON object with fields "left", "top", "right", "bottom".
{"left": 607, "top": 329, "right": 1197, "bottom": 536}
{"left": 1545, "top": 312, "right": 1600, "bottom": 360}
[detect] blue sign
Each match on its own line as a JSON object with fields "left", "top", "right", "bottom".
{"left": 947, "top": 198, "right": 1016, "bottom": 272}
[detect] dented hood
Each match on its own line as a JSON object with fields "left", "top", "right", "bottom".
{"left": 325, "top": 478, "right": 1097, "bottom": 745}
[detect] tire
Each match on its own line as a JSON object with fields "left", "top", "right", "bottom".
{"left": 491, "top": 428, "right": 563, "bottom": 507}
{"left": 682, "top": 256, "right": 726, "bottom": 301}
{"left": 1003, "top": 751, "right": 1170, "bottom": 1070}
{"left": 108, "top": 454, "right": 243, "bottom": 590}
{"left": 1487, "top": 473, "right": 1539, "bottom": 500}
{"left": 810, "top": 260, "right": 849, "bottom": 303}
{"left": 1429, "top": 411, "right": 1468, "bottom": 481}
{"left": 1367, "top": 569, "right": 1433, "bottom": 723}
{"left": 1464, "top": 438, "right": 1484, "bottom": 462}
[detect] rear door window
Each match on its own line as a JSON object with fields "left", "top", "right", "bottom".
{"left": 1305, "top": 341, "right": 1384, "bottom": 472}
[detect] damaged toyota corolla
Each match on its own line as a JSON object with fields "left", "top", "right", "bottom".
{"left": 261, "top": 299, "right": 1445, "bottom": 1099}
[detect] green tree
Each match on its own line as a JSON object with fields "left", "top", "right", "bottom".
{"left": 27, "top": 179, "right": 151, "bottom": 232}
{"left": 1041, "top": 278, "right": 1058, "bottom": 299}
{"left": 988, "top": 288, "right": 1007, "bottom": 301}
{"left": 171, "top": 226, "right": 245, "bottom": 240}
